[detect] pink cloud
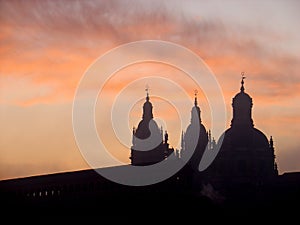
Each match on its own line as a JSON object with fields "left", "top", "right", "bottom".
{"left": 0, "top": 0, "right": 299, "bottom": 178}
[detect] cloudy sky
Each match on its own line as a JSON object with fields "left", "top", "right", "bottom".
{"left": 0, "top": 0, "right": 299, "bottom": 180}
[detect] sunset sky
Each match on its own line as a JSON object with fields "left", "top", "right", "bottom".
{"left": 1, "top": 0, "right": 300, "bottom": 180}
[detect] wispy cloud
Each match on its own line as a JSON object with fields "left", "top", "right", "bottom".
{"left": 0, "top": 0, "right": 299, "bottom": 178}
{"left": 1, "top": 0, "right": 299, "bottom": 105}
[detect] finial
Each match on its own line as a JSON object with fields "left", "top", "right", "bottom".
{"left": 165, "top": 130, "right": 169, "bottom": 143}
{"left": 270, "top": 136, "right": 274, "bottom": 148}
{"left": 145, "top": 84, "right": 150, "bottom": 101}
{"left": 241, "top": 72, "right": 246, "bottom": 92}
{"left": 194, "top": 89, "right": 198, "bottom": 106}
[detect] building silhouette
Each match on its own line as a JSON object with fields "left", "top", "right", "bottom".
{"left": 180, "top": 90, "right": 208, "bottom": 171}
{"left": 201, "top": 77, "right": 278, "bottom": 187}
{"left": 130, "top": 88, "right": 174, "bottom": 165}
{"left": 0, "top": 77, "right": 299, "bottom": 218}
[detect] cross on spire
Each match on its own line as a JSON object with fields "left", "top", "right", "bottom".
{"left": 194, "top": 89, "right": 198, "bottom": 106}
{"left": 145, "top": 84, "right": 150, "bottom": 101}
{"left": 241, "top": 72, "right": 246, "bottom": 92}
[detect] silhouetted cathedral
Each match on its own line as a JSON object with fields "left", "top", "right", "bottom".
{"left": 1, "top": 76, "right": 299, "bottom": 218}
{"left": 130, "top": 88, "right": 174, "bottom": 165}
{"left": 202, "top": 77, "right": 278, "bottom": 186}
{"left": 130, "top": 78, "right": 278, "bottom": 186}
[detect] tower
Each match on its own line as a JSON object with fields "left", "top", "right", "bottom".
{"left": 207, "top": 74, "right": 277, "bottom": 184}
{"left": 130, "top": 87, "right": 174, "bottom": 166}
{"left": 181, "top": 90, "right": 208, "bottom": 171}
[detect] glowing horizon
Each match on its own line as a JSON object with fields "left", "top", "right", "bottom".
{"left": 1, "top": 0, "right": 300, "bottom": 180}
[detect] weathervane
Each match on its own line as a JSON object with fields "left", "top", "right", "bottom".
{"left": 145, "top": 84, "right": 150, "bottom": 101}
{"left": 241, "top": 72, "right": 246, "bottom": 92}
{"left": 194, "top": 89, "right": 198, "bottom": 97}
{"left": 194, "top": 89, "right": 198, "bottom": 106}
{"left": 241, "top": 72, "right": 246, "bottom": 81}
{"left": 145, "top": 84, "right": 150, "bottom": 94}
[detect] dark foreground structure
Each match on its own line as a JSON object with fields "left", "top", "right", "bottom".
{"left": 1, "top": 78, "right": 299, "bottom": 220}
{"left": 1, "top": 166, "right": 299, "bottom": 220}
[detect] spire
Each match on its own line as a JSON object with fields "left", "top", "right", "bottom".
{"left": 145, "top": 84, "right": 150, "bottom": 102}
{"left": 194, "top": 89, "right": 198, "bottom": 106}
{"left": 164, "top": 130, "right": 169, "bottom": 144}
{"left": 270, "top": 136, "right": 274, "bottom": 148}
{"left": 270, "top": 136, "right": 275, "bottom": 157}
{"left": 132, "top": 126, "right": 136, "bottom": 145}
{"left": 191, "top": 90, "right": 201, "bottom": 123}
{"left": 181, "top": 130, "right": 185, "bottom": 151}
{"left": 240, "top": 72, "right": 246, "bottom": 92}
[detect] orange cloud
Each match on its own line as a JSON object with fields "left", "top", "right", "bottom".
{"left": 0, "top": 0, "right": 299, "bottom": 179}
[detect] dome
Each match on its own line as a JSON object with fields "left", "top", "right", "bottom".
{"left": 231, "top": 78, "right": 254, "bottom": 128}
{"left": 135, "top": 119, "right": 160, "bottom": 139}
{"left": 184, "top": 91, "right": 207, "bottom": 150}
{"left": 133, "top": 88, "right": 160, "bottom": 141}
{"left": 232, "top": 91, "right": 253, "bottom": 110}
{"left": 232, "top": 75, "right": 253, "bottom": 107}
{"left": 233, "top": 91, "right": 252, "bottom": 103}
{"left": 252, "top": 128, "right": 270, "bottom": 148}
{"left": 185, "top": 123, "right": 207, "bottom": 140}
{"left": 202, "top": 77, "right": 277, "bottom": 181}
{"left": 218, "top": 76, "right": 269, "bottom": 151}
{"left": 180, "top": 91, "right": 209, "bottom": 170}
{"left": 130, "top": 88, "right": 170, "bottom": 166}
{"left": 183, "top": 113, "right": 208, "bottom": 170}
{"left": 218, "top": 126, "right": 269, "bottom": 151}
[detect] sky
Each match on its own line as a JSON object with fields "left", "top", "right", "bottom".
{"left": 0, "top": 0, "right": 300, "bottom": 180}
